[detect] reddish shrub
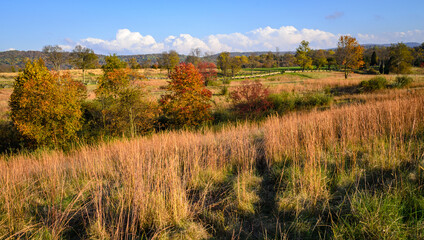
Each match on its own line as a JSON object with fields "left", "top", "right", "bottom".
{"left": 230, "top": 80, "right": 272, "bottom": 117}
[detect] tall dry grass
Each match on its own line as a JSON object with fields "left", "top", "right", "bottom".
{"left": 0, "top": 90, "right": 423, "bottom": 238}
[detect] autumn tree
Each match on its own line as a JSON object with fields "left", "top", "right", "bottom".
{"left": 197, "top": 61, "right": 217, "bottom": 86}
{"left": 10, "top": 59, "right": 85, "bottom": 147}
{"left": 43, "top": 45, "right": 67, "bottom": 71}
{"left": 296, "top": 40, "right": 313, "bottom": 71}
{"left": 160, "top": 63, "right": 212, "bottom": 128}
{"left": 217, "top": 52, "right": 231, "bottom": 77}
{"left": 71, "top": 45, "right": 98, "bottom": 83}
{"left": 96, "top": 57, "right": 157, "bottom": 137}
{"left": 336, "top": 36, "right": 364, "bottom": 79}
{"left": 388, "top": 43, "right": 413, "bottom": 74}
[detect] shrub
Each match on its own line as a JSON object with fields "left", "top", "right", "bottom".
{"left": 393, "top": 75, "right": 413, "bottom": 88}
{"left": 0, "top": 120, "right": 21, "bottom": 153}
{"left": 9, "top": 59, "right": 85, "bottom": 148}
{"left": 359, "top": 76, "right": 388, "bottom": 92}
{"left": 268, "top": 92, "right": 297, "bottom": 114}
{"left": 160, "top": 63, "right": 213, "bottom": 128}
{"left": 230, "top": 80, "right": 272, "bottom": 117}
{"left": 268, "top": 91, "right": 333, "bottom": 115}
{"left": 366, "top": 68, "right": 379, "bottom": 75}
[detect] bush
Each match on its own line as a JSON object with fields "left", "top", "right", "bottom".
{"left": 230, "top": 80, "right": 272, "bottom": 118}
{"left": 393, "top": 76, "right": 413, "bottom": 88}
{"left": 359, "top": 76, "right": 388, "bottom": 92}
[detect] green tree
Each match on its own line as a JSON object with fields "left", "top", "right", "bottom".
{"left": 326, "top": 50, "right": 337, "bottom": 70}
{"left": 101, "top": 54, "right": 127, "bottom": 74}
{"left": 312, "top": 50, "right": 328, "bottom": 70}
{"left": 129, "top": 57, "right": 141, "bottom": 69}
{"left": 71, "top": 45, "right": 98, "bottom": 83}
{"left": 10, "top": 59, "right": 85, "bottom": 147}
{"left": 336, "top": 36, "right": 364, "bottom": 79}
{"left": 230, "top": 56, "right": 243, "bottom": 77}
{"left": 296, "top": 40, "right": 312, "bottom": 71}
{"left": 388, "top": 43, "right": 413, "bottom": 74}
{"left": 43, "top": 45, "right": 66, "bottom": 71}
{"left": 159, "top": 63, "right": 212, "bottom": 128}
{"left": 217, "top": 52, "right": 231, "bottom": 77}
{"left": 160, "top": 50, "right": 180, "bottom": 74}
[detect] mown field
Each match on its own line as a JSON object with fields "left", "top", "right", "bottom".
{"left": 1, "top": 69, "right": 424, "bottom": 239}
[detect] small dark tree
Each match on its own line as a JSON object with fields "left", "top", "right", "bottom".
{"left": 370, "top": 51, "right": 378, "bottom": 66}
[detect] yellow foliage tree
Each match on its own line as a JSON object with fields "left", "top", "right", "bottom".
{"left": 336, "top": 36, "right": 365, "bottom": 79}
{"left": 9, "top": 59, "right": 85, "bottom": 147}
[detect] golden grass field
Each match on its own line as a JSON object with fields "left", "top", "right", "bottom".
{"left": 1, "top": 68, "right": 424, "bottom": 239}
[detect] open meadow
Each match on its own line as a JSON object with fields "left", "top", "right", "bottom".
{"left": 1, "top": 68, "right": 424, "bottom": 239}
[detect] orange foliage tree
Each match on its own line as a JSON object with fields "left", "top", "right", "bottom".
{"left": 9, "top": 59, "right": 85, "bottom": 147}
{"left": 160, "top": 63, "right": 212, "bottom": 128}
{"left": 336, "top": 36, "right": 365, "bottom": 79}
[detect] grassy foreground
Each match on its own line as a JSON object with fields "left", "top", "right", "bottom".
{"left": 1, "top": 89, "right": 424, "bottom": 239}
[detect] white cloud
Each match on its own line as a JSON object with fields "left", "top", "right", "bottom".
{"left": 63, "top": 27, "right": 424, "bottom": 55}
{"left": 79, "top": 29, "right": 164, "bottom": 54}
{"left": 7, "top": 48, "right": 16, "bottom": 51}
{"left": 357, "top": 30, "right": 424, "bottom": 44}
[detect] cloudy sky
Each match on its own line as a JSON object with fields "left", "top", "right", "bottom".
{"left": 1, "top": 0, "right": 423, "bottom": 54}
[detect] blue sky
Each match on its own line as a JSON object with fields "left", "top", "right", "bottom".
{"left": 1, "top": 0, "right": 423, "bottom": 54}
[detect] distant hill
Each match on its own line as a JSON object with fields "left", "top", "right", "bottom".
{"left": 361, "top": 42, "right": 421, "bottom": 49}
